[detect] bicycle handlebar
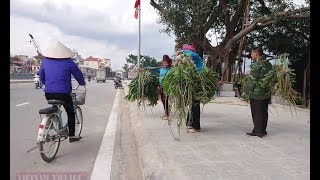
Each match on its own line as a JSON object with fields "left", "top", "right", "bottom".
{"left": 72, "top": 84, "right": 86, "bottom": 90}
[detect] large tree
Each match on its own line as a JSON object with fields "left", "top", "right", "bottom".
{"left": 245, "top": 12, "right": 310, "bottom": 105}
{"left": 123, "top": 54, "right": 162, "bottom": 77}
{"left": 150, "top": 0, "right": 310, "bottom": 82}
{"left": 124, "top": 54, "right": 162, "bottom": 67}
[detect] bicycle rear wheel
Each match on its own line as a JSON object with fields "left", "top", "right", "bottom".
{"left": 39, "top": 114, "right": 61, "bottom": 163}
{"left": 75, "top": 106, "right": 83, "bottom": 136}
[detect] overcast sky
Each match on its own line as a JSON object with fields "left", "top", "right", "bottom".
{"left": 10, "top": 0, "right": 306, "bottom": 71}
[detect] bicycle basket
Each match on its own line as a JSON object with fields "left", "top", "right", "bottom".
{"left": 71, "top": 91, "right": 86, "bottom": 105}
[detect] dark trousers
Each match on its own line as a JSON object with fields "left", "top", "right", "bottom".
{"left": 45, "top": 93, "right": 76, "bottom": 136}
{"left": 250, "top": 98, "right": 269, "bottom": 133}
{"left": 186, "top": 101, "right": 201, "bottom": 130}
{"left": 160, "top": 92, "right": 170, "bottom": 116}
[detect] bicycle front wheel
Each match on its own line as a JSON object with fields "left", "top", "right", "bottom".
{"left": 39, "top": 114, "right": 61, "bottom": 163}
{"left": 74, "top": 106, "right": 83, "bottom": 136}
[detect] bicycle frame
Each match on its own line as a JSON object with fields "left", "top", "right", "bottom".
{"left": 57, "top": 104, "right": 81, "bottom": 129}
{"left": 37, "top": 104, "right": 80, "bottom": 142}
{"left": 37, "top": 85, "right": 85, "bottom": 143}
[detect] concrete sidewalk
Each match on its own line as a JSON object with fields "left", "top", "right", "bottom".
{"left": 124, "top": 86, "right": 310, "bottom": 180}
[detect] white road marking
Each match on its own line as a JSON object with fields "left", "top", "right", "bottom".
{"left": 16, "top": 102, "right": 30, "bottom": 107}
{"left": 90, "top": 90, "right": 119, "bottom": 180}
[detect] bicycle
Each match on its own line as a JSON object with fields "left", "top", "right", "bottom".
{"left": 36, "top": 85, "right": 86, "bottom": 162}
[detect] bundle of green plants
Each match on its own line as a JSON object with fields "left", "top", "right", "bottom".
{"left": 239, "top": 74, "right": 251, "bottom": 101}
{"left": 162, "top": 54, "right": 198, "bottom": 127}
{"left": 261, "top": 54, "right": 297, "bottom": 107}
{"left": 162, "top": 54, "right": 219, "bottom": 140}
{"left": 124, "top": 68, "right": 159, "bottom": 108}
{"left": 193, "top": 67, "right": 219, "bottom": 104}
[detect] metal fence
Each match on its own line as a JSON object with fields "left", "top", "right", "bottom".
{"left": 10, "top": 73, "right": 34, "bottom": 79}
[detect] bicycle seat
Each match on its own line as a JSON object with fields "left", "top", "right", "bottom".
{"left": 39, "top": 106, "right": 58, "bottom": 114}
{"left": 47, "top": 100, "right": 65, "bottom": 105}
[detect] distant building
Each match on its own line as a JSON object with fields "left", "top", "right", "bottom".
{"left": 10, "top": 61, "right": 23, "bottom": 73}
{"left": 17, "top": 55, "right": 30, "bottom": 62}
{"left": 83, "top": 56, "right": 100, "bottom": 70}
{"left": 82, "top": 56, "right": 111, "bottom": 70}
{"left": 100, "top": 58, "right": 111, "bottom": 68}
{"left": 10, "top": 57, "right": 34, "bottom": 73}
{"left": 31, "top": 63, "right": 41, "bottom": 74}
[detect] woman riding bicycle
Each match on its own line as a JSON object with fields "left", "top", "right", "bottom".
{"left": 39, "top": 41, "right": 85, "bottom": 143}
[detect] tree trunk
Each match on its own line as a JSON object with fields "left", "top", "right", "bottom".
{"left": 302, "top": 53, "right": 310, "bottom": 107}
{"left": 221, "top": 45, "right": 239, "bottom": 82}
{"left": 223, "top": 62, "right": 233, "bottom": 82}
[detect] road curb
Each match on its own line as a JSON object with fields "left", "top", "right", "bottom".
{"left": 10, "top": 80, "right": 34, "bottom": 84}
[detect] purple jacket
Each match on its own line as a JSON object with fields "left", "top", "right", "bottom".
{"left": 39, "top": 58, "right": 85, "bottom": 94}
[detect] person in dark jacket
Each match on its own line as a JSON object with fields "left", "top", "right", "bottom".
{"left": 245, "top": 46, "right": 273, "bottom": 138}
{"left": 39, "top": 41, "right": 86, "bottom": 143}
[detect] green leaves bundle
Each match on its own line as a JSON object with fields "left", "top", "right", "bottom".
{"left": 162, "top": 54, "right": 219, "bottom": 139}
{"left": 162, "top": 54, "right": 198, "bottom": 125}
{"left": 194, "top": 67, "right": 219, "bottom": 104}
{"left": 261, "top": 54, "right": 297, "bottom": 106}
{"left": 124, "top": 68, "right": 159, "bottom": 108}
{"left": 239, "top": 75, "right": 251, "bottom": 101}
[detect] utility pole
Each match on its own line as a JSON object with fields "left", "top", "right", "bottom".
{"left": 137, "top": 2, "right": 141, "bottom": 68}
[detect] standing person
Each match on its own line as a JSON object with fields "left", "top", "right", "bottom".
{"left": 245, "top": 46, "right": 273, "bottom": 138}
{"left": 146, "top": 55, "right": 173, "bottom": 120}
{"left": 39, "top": 41, "right": 86, "bottom": 143}
{"left": 180, "top": 44, "right": 203, "bottom": 133}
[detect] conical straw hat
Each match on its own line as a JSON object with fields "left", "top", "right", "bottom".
{"left": 42, "top": 41, "right": 75, "bottom": 59}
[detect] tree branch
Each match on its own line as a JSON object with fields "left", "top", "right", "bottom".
{"left": 224, "top": 7, "right": 310, "bottom": 53}
{"left": 285, "top": 15, "right": 310, "bottom": 19}
{"left": 230, "top": 0, "right": 247, "bottom": 29}
{"left": 256, "top": 20, "right": 275, "bottom": 29}
{"left": 204, "top": 6, "right": 221, "bottom": 32}
{"left": 219, "top": 0, "right": 231, "bottom": 27}
{"left": 150, "top": 0, "right": 163, "bottom": 13}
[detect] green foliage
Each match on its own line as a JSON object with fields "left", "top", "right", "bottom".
{"left": 125, "top": 54, "right": 162, "bottom": 67}
{"left": 261, "top": 54, "right": 297, "bottom": 106}
{"left": 124, "top": 69, "right": 159, "bottom": 108}
{"left": 156, "top": 0, "right": 220, "bottom": 44}
{"left": 244, "top": 1, "right": 310, "bottom": 94}
{"left": 193, "top": 67, "right": 219, "bottom": 104}
{"left": 239, "top": 75, "right": 251, "bottom": 101}
{"left": 162, "top": 54, "right": 198, "bottom": 124}
{"left": 294, "top": 96, "right": 303, "bottom": 105}
{"left": 162, "top": 53, "right": 219, "bottom": 134}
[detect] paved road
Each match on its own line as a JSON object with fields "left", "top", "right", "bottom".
{"left": 10, "top": 81, "right": 116, "bottom": 179}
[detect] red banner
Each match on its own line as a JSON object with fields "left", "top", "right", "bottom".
{"left": 134, "top": 0, "right": 140, "bottom": 19}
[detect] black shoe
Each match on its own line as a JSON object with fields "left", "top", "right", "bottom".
{"left": 246, "top": 132, "right": 257, "bottom": 136}
{"left": 69, "top": 136, "right": 82, "bottom": 143}
{"left": 246, "top": 132, "right": 266, "bottom": 138}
